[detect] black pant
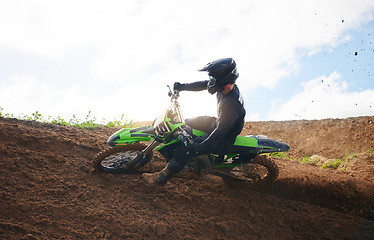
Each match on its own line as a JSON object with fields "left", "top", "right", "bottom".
{"left": 185, "top": 116, "right": 217, "bottom": 134}
{"left": 168, "top": 116, "right": 228, "bottom": 172}
{"left": 186, "top": 116, "right": 231, "bottom": 154}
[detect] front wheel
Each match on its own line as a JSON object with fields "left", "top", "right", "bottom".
{"left": 94, "top": 143, "right": 152, "bottom": 173}
{"left": 212, "top": 155, "right": 279, "bottom": 184}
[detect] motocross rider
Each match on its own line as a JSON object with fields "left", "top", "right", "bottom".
{"left": 143, "top": 58, "right": 246, "bottom": 185}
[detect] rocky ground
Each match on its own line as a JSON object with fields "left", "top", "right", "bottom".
{"left": 0, "top": 116, "right": 373, "bottom": 239}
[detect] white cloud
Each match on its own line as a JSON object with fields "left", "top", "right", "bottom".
{"left": 0, "top": 0, "right": 374, "bottom": 121}
{"left": 0, "top": 73, "right": 165, "bottom": 121}
{"left": 268, "top": 72, "right": 374, "bottom": 120}
{"left": 0, "top": 74, "right": 53, "bottom": 115}
{"left": 2, "top": 0, "right": 373, "bottom": 82}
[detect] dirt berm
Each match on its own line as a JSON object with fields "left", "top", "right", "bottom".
{"left": 1, "top": 116, "right": 373, "bottom": 239}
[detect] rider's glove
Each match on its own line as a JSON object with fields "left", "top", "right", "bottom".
{"left": 173, "top": 82, "right": 185, "bottom": 91}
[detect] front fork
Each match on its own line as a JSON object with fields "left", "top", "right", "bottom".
{"left": 126, "top": 140, "right": 160, "bottom": 169}
{"left": 130, "top": 127, "right": 191, "bottom": 168}
{"left": 142, "top": 140, "right": 160, "bottom": 156}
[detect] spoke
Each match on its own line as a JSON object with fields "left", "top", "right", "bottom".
{"left": 101, "top": 151, "right": 139, "bottom": 170}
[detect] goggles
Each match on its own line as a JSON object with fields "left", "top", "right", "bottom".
{"left": 207, "top": 75, "right": 217, "bottom": 94}
{"left": 208, "top": 75, "right": 216, "bottom": 88}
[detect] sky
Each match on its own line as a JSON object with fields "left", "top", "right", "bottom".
{"left": 0, "top": 0, "right": 373, "bottom": 123}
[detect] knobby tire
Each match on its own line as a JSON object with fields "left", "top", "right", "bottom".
{"left": 93, "top": 142, "right": 151, "bottom": 173}
{"left": 213, "top": 155, "right": 279, "bottom": 185}
{"left": 251, "top": 155, "right": 279, "bottom": 183}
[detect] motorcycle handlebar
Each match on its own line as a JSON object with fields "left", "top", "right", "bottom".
{"left": 167, "top": 85, "right": 180, "bottom": 99}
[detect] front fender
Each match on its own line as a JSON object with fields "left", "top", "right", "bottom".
{"left": 107, "top": 126, "right": 155, "bottom": 147}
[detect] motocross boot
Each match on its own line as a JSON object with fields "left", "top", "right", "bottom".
{"left": 143, "top": 164, "right": 179, "bottom": 185}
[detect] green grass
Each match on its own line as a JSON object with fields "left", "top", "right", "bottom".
{"left": 345, "top": 152, "right": 358, "bottom": 159}
{"left": 322, "top": 159, "right": 343, "bottom": 169}
{"left": 267, "top": 152, "right": 287, "bottom": 159}
{"left": 300, "top": 156, "right": 319, "bottom": 166}
{"left": 0, "top": 107, "right": 133, "bottom": 129}
{"left": 299, "top": 156, "right": 344, "bottom": 170}
{"left": 103, "top": 113, "right": 134, "bottom": 128}
{"left": 298, "top": 152, "right": 362, "bottom": 171}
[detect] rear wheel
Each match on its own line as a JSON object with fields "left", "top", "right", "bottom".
{"left": 94, "top": 143, "right": 152, "bottom": 173}
{"left": 212, "top": 155, "right": 279, "bottom": 184}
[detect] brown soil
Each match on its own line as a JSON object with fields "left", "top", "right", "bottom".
{"left": 1, "top": 116, "right": 373, "bottom": 240}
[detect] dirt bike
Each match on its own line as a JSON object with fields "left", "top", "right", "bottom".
{"left": 93, "top": 87, "right": 290, "bottom": 185}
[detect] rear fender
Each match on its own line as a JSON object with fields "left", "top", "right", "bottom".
{"left": 107, "top": 126, "right": 155, "bottom": 147}
{"left": 256, "top": 137, "right": 290, "bottom": 153}
{"left": 233, "top": 135, "right": 290, "bottom": 153}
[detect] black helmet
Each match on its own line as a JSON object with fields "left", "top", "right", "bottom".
{"left": 198, "top": 58, "right": 239, "bottom": 94}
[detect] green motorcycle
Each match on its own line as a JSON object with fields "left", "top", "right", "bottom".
{"left": 94, "top": 87, "right": 290, "bottom": 184}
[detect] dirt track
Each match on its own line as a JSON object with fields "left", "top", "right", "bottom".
{"left": 1, "top": 116, "right": 373, "bottom": 239}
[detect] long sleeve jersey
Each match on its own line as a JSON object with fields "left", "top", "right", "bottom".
{"left": 181, "top": 81, "right": 246, "bottom": 151}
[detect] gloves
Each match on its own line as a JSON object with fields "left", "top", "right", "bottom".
{"left": 173, "top": 82, "right": 185, "bottom": 91}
